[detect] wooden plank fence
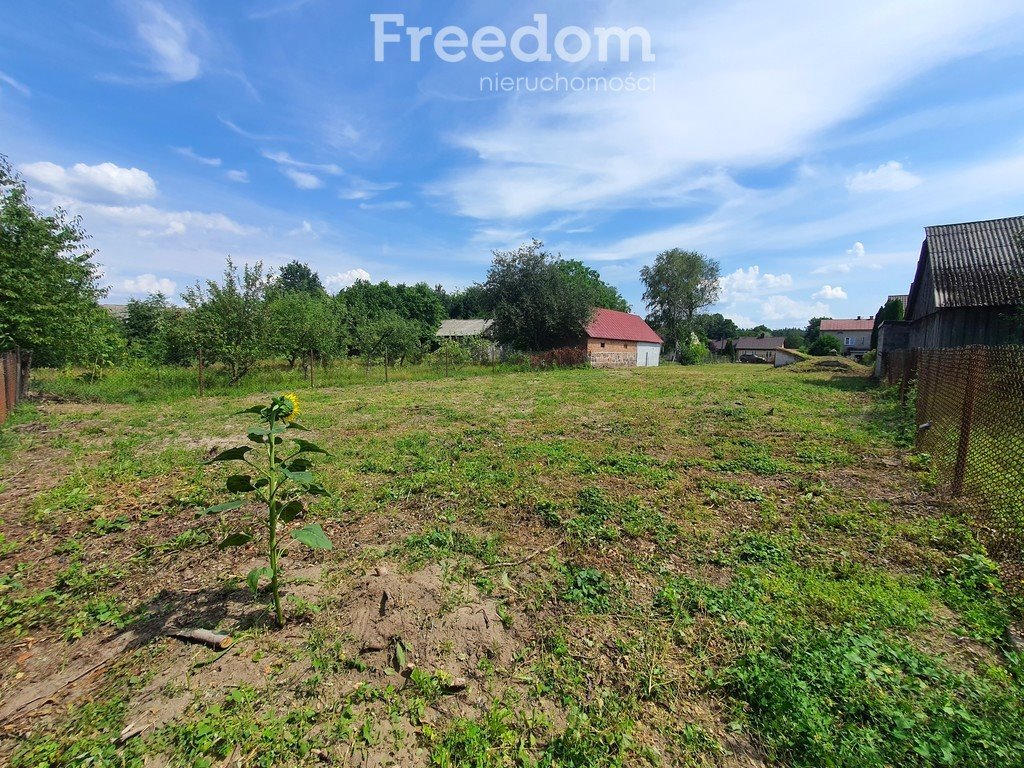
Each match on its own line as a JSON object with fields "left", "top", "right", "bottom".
{"left": 0, "top": 348, "right": 28, "bottom": 425}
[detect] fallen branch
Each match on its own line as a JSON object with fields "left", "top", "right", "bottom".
{"left": 166, "top": 628, "right": 233, "bottom": 650}
{"left": 482, "top": 540, "right": 563, "bottom": 571}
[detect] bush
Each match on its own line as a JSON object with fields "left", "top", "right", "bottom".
{"left": 810, "top": 333, "right": 842, "bottom": 356}
{"left": 678, "top": 340, "right": 709, "bottom": 366}
{"left": 862, "top": 349, "right": 877, "bottom": 367}
{"left": 530, "top": 346, "right": 588, "bottom": 370}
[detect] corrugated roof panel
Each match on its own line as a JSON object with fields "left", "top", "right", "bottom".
{"left": 586, "top": 308, "right": 663, "bottom": 344}
{"left": 923, "top": 216, "right": 1024, "bottom": 308}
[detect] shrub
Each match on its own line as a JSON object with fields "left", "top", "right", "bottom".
{"left": 810, "top": 333, "right": 842, "bottom": 356}
{"left": 530, "top": 346, "right": 588, "bottom": 370}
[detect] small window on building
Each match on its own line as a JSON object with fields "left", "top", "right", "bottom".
{"left": 600, "top": 342, "right": 605, "bottom": 348}
{"left": 623, "top": 343, "right": 628, "bottom": 348}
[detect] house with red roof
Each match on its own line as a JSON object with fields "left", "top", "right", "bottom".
{"left": 820, "top": 317, "right": 875, "bottom": 359}
{"left": 585, "top": 308, "right": 663, "bottom": 368}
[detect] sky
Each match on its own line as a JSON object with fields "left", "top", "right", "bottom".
{"left": 3, "top": 0, "right": 1024, "bottom": 328}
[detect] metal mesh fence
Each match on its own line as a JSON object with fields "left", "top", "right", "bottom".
{"left": 884, "top": 346, "right": 1024, "bottom": 589}
{"left": 0, "top": 348, "right": 27, "bottom": 425}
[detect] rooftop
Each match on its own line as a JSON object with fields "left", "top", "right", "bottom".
{"left": 586, "top": 308, "right": 662, "bottom": 344}
{"left": 735, "top": 336, "right": 786, "bottom": 350}
{"left": 916, "top": 215, "right": 1024, "bottom": 311}
{"left": 821, "top": 318, "right": 875, "bottom": 332}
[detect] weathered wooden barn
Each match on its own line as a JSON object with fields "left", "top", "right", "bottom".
{"left": 884, "top": 216, "right": 1024, "bottom": 352}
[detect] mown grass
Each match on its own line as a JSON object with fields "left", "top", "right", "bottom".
{"left": 1, "top": 364, "right": 1021, "bottom": 767}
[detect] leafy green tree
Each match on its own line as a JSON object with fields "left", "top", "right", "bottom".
{"left": 692, "top": 313, "right": 738, "bottom": 341}
{"left": 555, "top": 260, "right": 630, "bottom": 312}
{"left": 805, "top": 317, "right": 831, "bottom": 346}
{"left": 871, "top": 298, "right": 905, "bottom": 349}
{"left": 810, "top": 333, "right": 842, "bottom": 356}
{"left": 435, "top": 284, "right": 489, "bottom": 319}
{"left": 483, "top": 240, "right": 593, "bottom": 352}
{"left": 183, "top": 258, "right": 271, "bottom": 384}
{"left": 122, "top": 293, "right": 175, "bottom": 364}
{"left": 640, "top": 249, "right": 721, "bottom": 359}
{"left": 273, "top": 260, "right": 325, "bottom": 296}
{"left": 353, "top": 313, "right": 420, "bottom": 379}
{"left": 269, "top": 293, "right": 345, "bottom": 368}
{"left": 0, "top": 156, "right": 109, "bottom": 366}
{"left": 339, "top": 280, "right": 444, "bottom": 346}
{"left": 780, "top": 328, "right": 806, "bottom": 349}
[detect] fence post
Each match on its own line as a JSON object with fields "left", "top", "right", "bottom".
{"left": 198, "top": 348, "right": 205, "bottom": 397}
{"left": 309, "top": 350, "right": 315, "bottom": 389}
{"left": 952, "top": 347, "right": 984, "bottom": 496}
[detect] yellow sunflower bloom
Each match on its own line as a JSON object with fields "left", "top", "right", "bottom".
{"left": 282, "top": 392, "right": 300, "bottom": 422}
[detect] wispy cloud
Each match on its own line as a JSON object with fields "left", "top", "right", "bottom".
{"left": 359, "top": 200, "right": 412, "bottom": 212}
{"left": 324, "top": 268, "right": 371, "bottom": 289}
{"left": 174, "top": 146, "right": 221, "bottom": 167}
{"left": 132, "top": 2, "right": 201, "bottom": 82}
{"left": 219, "top": 117, "right": 278, "bottom": 141}
{"left": 0, "top": 70, "right": 30, "bottom": 96}
{"left": 261, "top": 150, "right": 342, "bottom": 175}
{"left": 247, "top": 0, "right": 318, "bottom": 20}
{"left": 281, "top": 168, "right": 322, "bottom": 189}
{"left": 847, "top": 161, "right": 922, "bottom": 193}
{"left": 338, "top": 177, "right": 398, "bottom": 201}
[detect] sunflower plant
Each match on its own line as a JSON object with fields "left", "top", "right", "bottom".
{"left": 206, "top": 393, "right": 332, "bottom": 627}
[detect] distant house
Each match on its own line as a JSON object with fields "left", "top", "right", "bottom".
{"left": 734, "top": 336, "right": 785, "bottom": 363}
{"left": 585, "top": 308, "right": 662, "bottom": 368}
{"left": 436, "top": 319, "right": 494, "bottom": 339}
{"left": 820, "top": 318, "right": 874, "bottom": 359}
{"left": 708, "top": 339, "right": 730, "bottom": 357}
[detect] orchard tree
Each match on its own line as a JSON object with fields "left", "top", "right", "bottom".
{"left": 555, "top": 260, "right": 630, "bottom": 313}
{"left": 183, "top": 258, "right": 272, "bottom": 384}
{"left": 269, "top": 292, "right": 345, "bottom": 368}
{"left": 483, "top": 240, "right": 593, "bottom": 351}
{"left": 274, "top": 260, "right": 325, "bottom": 296}
{"left": 0, "top": 156, "right": 109, "bottom": 366}
{"left": 640, "top": 249, "right": 721, "bottom": 359}
{"left": 123, "top": 293, "right": 175, "bottom": 364}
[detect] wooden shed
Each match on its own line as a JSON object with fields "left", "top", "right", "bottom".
{"left": 899, "top": 216, "right": 1024, "bottom": 348}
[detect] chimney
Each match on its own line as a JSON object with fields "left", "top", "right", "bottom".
{"left": 857, "top": 315, "right": 862, "bottom": 320}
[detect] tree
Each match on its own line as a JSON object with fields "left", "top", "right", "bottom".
{"left": 870, "top": 298, "right": 905, "bottom": 349}
{"left": 274, "top": 261, "right": 324, "bottom": 296}
{"left": 640, "top": 249, "right": 721, "bottom": 359}
{"left": 269, "top": 292, "right": 344, "bottom": 369}
{"left": 780, "top": 328, "right": 806, "bottom": 349}
{"left": 810, "top": 333, "right": 842, "bottom": 356}
{"left": 555, "top": 260, "right": 630, "bottom": 312}
{"left": 183, "top": 258, "right": 271, "bottom": 384}
{"left": 338, "top": 279, "right": 444, "bottom": 347}
{"left": 123, "top": 293, "right": 174, "bottom": 364}
{"left": 353, "top": 313, "right": 420, "bottom": 380}
{"left": 805, "top": 317, "right": 831, "bottom": 346}
{"left": 483, "top": 240, "right": 593, "bottom": 351}
{"left": 0, "top": 156, "right": 110, "bottom": 366}
{"left": 692, "top": 313, "right": 738, "bottom": 341}
{"left": 435, "top": 284, "right": 489, "bottom": 319}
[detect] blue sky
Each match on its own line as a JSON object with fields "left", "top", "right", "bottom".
{"left": 3, "top": 0, "right": 1024, "bottom": 327}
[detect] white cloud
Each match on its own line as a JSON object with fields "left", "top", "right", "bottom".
{"left": 0, "top": 70, "right": 30, "bottom": 96}
{"left": 324, "top": 268, "right": 371, "bottom": 289}
{"left": 262, "top": 150, "right": 342, "bottom": 175}
{"left": 174, "top": 147, "right": 221, "bottom": 167}
{"left": 21, "top": 161, "right": 157, "bottom": 200}
{"left": 225, "top": 169, "right": 249, "bottom": 183}
{"left": 761, "top": 295, "right": 830, "bottom": 323}
{"left": 282, "top": 168, "right": 323, "bottom": 190}
{"left": 846, "top": 161, "right": 922, "bottom": 193}
{"left": 719, "top": 266, "right": 794, "bottom": 302}
{"left": 123, "top": 274, "right": 177, "bottom": 295}
{"left": 429, "top": 1, "right": 1020, "bottom": 220}
{"left": 847, "top": 241, "right": 866, "bottom": 258}
{"left": 813, "top": 285, "right": 848, "bottom": 300}
{"left": 134, "top": 2, "right": 201, "bottom": 82}
{"left": 339, "top": 177, "right": 399, "bottom": 201}
{"left": 81, "top": 202, "right": 255, "bottom": 237}
{"left": 359, "top": 201, "right": 412, "bottom": 211}
{"left": 288, "top": 220, "right": 317, "bottom": 237}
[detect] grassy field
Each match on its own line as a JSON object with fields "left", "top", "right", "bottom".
{"left": 1, "top": 363, "right": 1021, "bottom": 767}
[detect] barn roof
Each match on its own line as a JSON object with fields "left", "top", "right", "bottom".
{"left": 912, "top": 215, "right": 1024, "bottom": 312}
{"left": 586, "top": 308, "right": 662, "bottom": 344}
{"left": 735, "top": 336, "right": 786, "bottom": 350}
{"left": 821, "top": 318, "right": 875, "bottom": 332}
{"left": 436, "top": 318, "right": 493, "bottom": 337}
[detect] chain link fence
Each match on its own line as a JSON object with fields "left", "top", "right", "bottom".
{"left": 884, "top": 346, "right": 1024, "bottom": 590}
{"left": 0, "top": 348, "right": 29, "bottom": 425}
